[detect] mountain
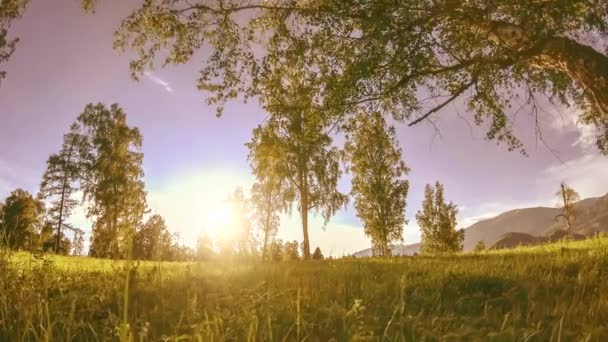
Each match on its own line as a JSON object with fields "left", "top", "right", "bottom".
{"left": 464, "top": 193, "right": 608, "bottom": 251}
{"left": 352, "top": 193, "right": 608, "bottom": 256}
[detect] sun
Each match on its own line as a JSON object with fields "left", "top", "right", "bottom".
{"left": 202, "top": 201, "right": 236, "bottom": 240}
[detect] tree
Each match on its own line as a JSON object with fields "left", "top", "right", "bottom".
{"left": 107, "top": 0, "right": 608, "bottom": 155}
{"left": 344, "top": 112, "right": 409, "bottom": 257}
{"left": 250, "top": 158, "right": 287, "bottom": 261}
{"left": 72, "top": 228, "right": 85, "bottom": 256}
{"left": 416, "top": 182, "right": 464, "bottom": 254}
{"left": 37, "top": 221, "right": 72, "bottom": 254}
{"left": 267, "top": 239, "right": 284, "bottom": 262}
{"left": 473, "top": 240, "right": 486, "bottom": 253}
{"left": 247, "top": 73, "right": 348, "bottom": 259}
{"left": 73, "top": 103, "right": 148, "bottom": 259}
{"left": 0, "top": 189, "right": 44, "bottom": 250}
{"left": 0, "top": 0, "right": 28, "bottom": 85}
{"left": 133, "top": 215, "right": 173, "bottom": 261}
{"left": 38, "top": 130, "right": 83, "bottom": 254}
{"left": 556, "top": 182, "right": 580, "bottom": 239}
{"left": 283, "top": 240, "right": 300, "bottom": 261}
{"left": 312, "top": 246, "right": 324, "bottom": 260}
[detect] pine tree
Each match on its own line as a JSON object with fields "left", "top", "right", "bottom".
{"left": 312, "top": 247, "right": 324, "bottom": 260}
{"left": 344, "top": 112, "right": 409, "bottom": 257}
{"left": 38, "top": 130, "right": 82, "bottom": 254}
{"left": 416, "top": 182, "right": 464, "bottom": 255}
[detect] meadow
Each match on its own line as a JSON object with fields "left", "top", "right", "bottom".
{"left": 2, "top": 237, "right": 608, "bottom": 341}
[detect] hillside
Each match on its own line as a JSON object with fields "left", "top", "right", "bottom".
{"left": 463, "top": 193, "right": 608, "bottom": 250}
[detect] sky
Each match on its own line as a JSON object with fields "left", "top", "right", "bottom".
{"left": 1, "top": 0, "right": 607, "bottom": 256}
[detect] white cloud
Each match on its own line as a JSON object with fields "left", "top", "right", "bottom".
{"left": 143, "top": 71, "right": 174, "bottom": 93}
{"left": 548, "top": 107, "right": 598, "bottom": 152}
{"left": 542, "top": 153, "right": 608, "bottom": 199}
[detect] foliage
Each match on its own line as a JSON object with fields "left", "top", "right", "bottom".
{"left": 312, "top": 246, "right": 324, "bottom": 260}
{"left": 556, "top": 182, "right": 580, "bottom": 238}
{"left": 71, "top": 103, "right": 147, "bottom": 259}
{"left": 108, "top": 0, "right": 608, "bottom": 154}
{"left": 417, "top": 182, "right": 464, "bottom": 254}
{"left": 38, "top": 130, "right": 83, "bottom": 253}
{"left": 0, "top": 0, "right": 28, "bottom": 84}
{"left": 473, "top": 240, "right": 487, "bottom": 253}
{"left": 3, "top": 237, "right": 608, "bottom": 340}
{"left": 72, "top": 229, "right": 85, "bottom": 256}
{"left": 247, "top": 75, "right": 348, "bottom": 258}
{"left": 282, "top": 240, "right": 300, "bottom": 261}
{"left": 133, "top": 215, "right": 174, "bottom": 261}
{"left": 0, "top": 189, "right": 43, "bottom": 250}
{"left": 250, "top": 173, "right": 286, "bottom": 261}
{"left": 344, "top": 112, "right": 409, "bottom": 257}
{"left": 37, "top": 221, "right": 72, "bottom": 255}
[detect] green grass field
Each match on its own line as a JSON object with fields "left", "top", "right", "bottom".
{"left": 2, "top": 237, "right": 608, "bottom": 341}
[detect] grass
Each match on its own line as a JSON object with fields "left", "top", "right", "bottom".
{"left": 1, "top": 237, "right": 608, "bottom": 341}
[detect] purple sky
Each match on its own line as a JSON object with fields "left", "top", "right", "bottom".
{"left": 1, "top": 0, "right": 607, "bottom": 255}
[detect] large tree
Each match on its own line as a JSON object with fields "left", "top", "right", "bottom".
{"left": 103, "top": 0, "right": 608, "bottom": 155}
{"left": 73, "top": 103, "right": 148, "bottom": 259}
{"left": 222, "top": 187, "right": 255, "bottom": 256}
{"left": 38, "top": 130, "right": 83, "bottom": 254}
{"left": 416, "top": 182, "right": 464, "bottom": 255}
{"left": 0, "top": 0, "right": 28, "bottom": 85}
{"left": 247, "top": 75, "right": 348, "bottom": 258}
{"left": 344, "top": 112, "right": 409, "bottom": 257}
{"left": 0, "top": 189, "right": 43, "bottom": 250}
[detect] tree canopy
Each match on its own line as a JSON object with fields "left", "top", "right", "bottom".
{"left": 100, "top": 0, "right": 608, "bottom": 155}
{"left": 417, "top": 182, "right": 463, "bottom": 254}
{"left": 0, "top": 0, "right": 28, "bottom": 84}
{"left": 0, "top": 188, "right": 43, "bottom": 250}
{"left": 72, "top": 103, "right": 148, "bottom": 259}
{"left": 344, "top": 112, "right": 409, "bottom": 257}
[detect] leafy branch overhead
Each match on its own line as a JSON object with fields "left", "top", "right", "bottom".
{"left": 104, "top": 0, "right": 608, "bottom": 154}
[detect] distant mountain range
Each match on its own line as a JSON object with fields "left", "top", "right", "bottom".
{"left": 353, "top": 193, "right": 608, "bottom": 257}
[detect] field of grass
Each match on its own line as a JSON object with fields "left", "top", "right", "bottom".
{"left": 2, "top": 237, "right": 608, "bottom": 341}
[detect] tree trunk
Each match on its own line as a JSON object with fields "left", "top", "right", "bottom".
{"left": 300, "top": 174, "right": 311, "bottom": 260}
{"left": 262, "top": 191, "right": 272, "bottom": 261}
{"left": 533, "top": 37, "right": 608, "bottom": 115}
{"left": 55, "top": 143, "right": 74, "bottom": 254}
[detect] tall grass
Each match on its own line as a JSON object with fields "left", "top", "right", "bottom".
{"left": 1, "top": 236, "right": 608, "bottom": 340}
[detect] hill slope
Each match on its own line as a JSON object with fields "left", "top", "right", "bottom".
{"left": 464, "top": 193, "right": 608, "bottom": 250}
